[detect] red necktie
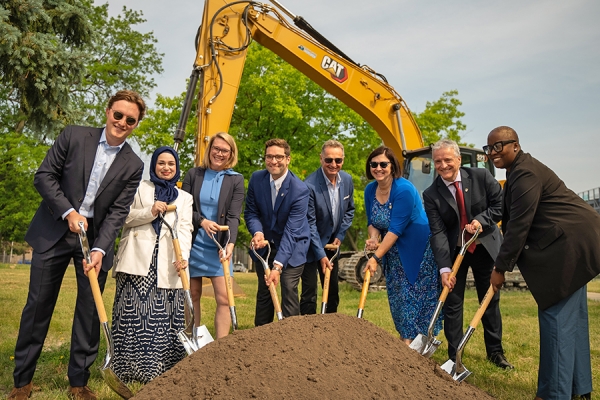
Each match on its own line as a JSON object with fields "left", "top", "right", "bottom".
{"left": 453, "top": 181, "right": 476, "bottom": 253}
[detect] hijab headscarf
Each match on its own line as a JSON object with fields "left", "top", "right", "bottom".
{"left": 150, "top": 146, "right": 180, "bottom": 234}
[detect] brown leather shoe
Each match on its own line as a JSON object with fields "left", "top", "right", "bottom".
{"left": 67, "top": 386, "right": 98, "bottom": 400}
{"left": 7, "top": 382, "right": 33, "bottom": 400}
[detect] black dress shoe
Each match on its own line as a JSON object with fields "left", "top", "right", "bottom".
{"left": 571, "top": 393, "right": 591, "bottom": 400}
{"left": 488, "top": 352, "right": 514, "bottom": 369}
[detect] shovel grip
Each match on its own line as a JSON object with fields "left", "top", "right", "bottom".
{"left": 166, "top": 204, "right": 177, "bottom": 212}
{"left": 264, "top": 267, "right": 282, "bottom": 315}
{"left": 358, "top": 269, "right": 371, "bottom": 310}
{"left": 324, "top": 244, "right": 338, "bottom": 250}
{"left": 218, "top": 225, "right": 229, "bottom": 231}
{"left": 469, "top": 285, "right": 495, "bottom": 329}
{"left": 88, "top": 268, "right": 108, "bottom": 324}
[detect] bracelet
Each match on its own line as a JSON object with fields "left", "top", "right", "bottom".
{"left": 372, "top": 254, "right": 382, "bottom": 264}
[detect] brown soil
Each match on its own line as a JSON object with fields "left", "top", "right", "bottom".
{"left": 132, "top": 314, "right": 494, "bottom": 400}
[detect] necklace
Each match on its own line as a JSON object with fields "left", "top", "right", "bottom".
{"left": 377, "top": 187, "right": 390, "bottom": 195}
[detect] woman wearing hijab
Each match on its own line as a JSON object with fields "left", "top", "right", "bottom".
{"left": 111, "top": 146, "right": 193, "bottom": 384}
{"left": 182, "top": 132, "right": 244, "bottom": 338}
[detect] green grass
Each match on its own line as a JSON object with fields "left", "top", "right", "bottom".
{"left": 1, "top": 264, "right": 599, "bottom": 399}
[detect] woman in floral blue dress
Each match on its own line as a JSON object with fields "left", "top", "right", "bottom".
{"left": 364, "top": 146, "right": 441, "bottom": 344}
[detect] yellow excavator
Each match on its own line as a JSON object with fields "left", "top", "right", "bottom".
{"left": 173, "top": 0, "right": 496, "bottom": 288}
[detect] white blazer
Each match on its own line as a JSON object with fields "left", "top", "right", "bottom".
{"left": 113, "top": 180, "right": 193, "bottom": 289}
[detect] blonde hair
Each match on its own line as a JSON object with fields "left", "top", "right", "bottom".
{"left": 201, "top": 132, "right": 238, "bottom": 169}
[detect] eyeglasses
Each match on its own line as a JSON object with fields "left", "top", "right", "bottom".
{"left": 369, "top": 161, "right": 390, "bottom": 169}
{"left": 211, "top": 146, "right": 231, "bottom": 155}
{"left": 483, "top": 140, "right": 516, "bottom": 155}
{"left": 111, "top": 109, "right": 137, "bottom": 126}
{"left": 324, "top": 157, "right": 344, "bottom": 164}
{"left": 265, "top": 154, "right": 286, "bottom": 162}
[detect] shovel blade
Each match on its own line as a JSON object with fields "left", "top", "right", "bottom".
{"left": 100, "top": 367, "right": 134, "bottom": 399}
{"left": 409, "top": 334, "right": 441, "bottom": 358}
{"left": 440, "top": 359, "right": 472, "bottom": 382}
{"left": 178, "top": 324, "right": 215, "bottom": 355}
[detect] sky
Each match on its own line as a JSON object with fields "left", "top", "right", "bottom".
{"left": 108, "top": 0, "right": 600, "bottom": 194}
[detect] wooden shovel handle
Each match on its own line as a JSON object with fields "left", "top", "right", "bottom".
{"left": 264, "top": 267, "right": 282, "bottom": 314}
{"left": 324, "top": 244, "right": 339, "bottom": 250}
{"left": 172, "top": 238, "right": 190, "bottom": 291}
{"left": 439, "top": 253, "right": 465, "bottom": 302}
{"left": 217, "top": 225, "right": 229, "bottom": 232}
{"left": 88, "top": 268, "right": 108, "bottom": 324}
{"left": 358, "top": 269, "right": 371, "bottom": 310}
{"left": 321, "top": 268, "right": 331, "bottom": 305}
{"left": 166, "top": 204, "right": 177, "bottom": 212}
{"left": 468, "top": 285, "right": 495, "bottom": 329}
{"left": 257, "top": 239, "right": 269, "bottom": 246}
{"left": 222, "top": 258, "right": 236, "bottom": 307}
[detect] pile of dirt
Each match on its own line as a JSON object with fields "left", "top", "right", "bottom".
{"left": 132, "top": 314, "right": 494, "bottom": 399}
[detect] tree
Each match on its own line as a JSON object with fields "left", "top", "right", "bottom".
{"left": 0, "top": 133, "right": 47, "bottom": 244}
{"left": 413, "top": 90, "right": 467, "bottom": 145}
{"left": 0, "top": 1, "right": 163, "bottom": 139}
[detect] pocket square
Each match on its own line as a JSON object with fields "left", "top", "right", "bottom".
{"left": 343, "top": 195, "right": 350, "bottom": 200}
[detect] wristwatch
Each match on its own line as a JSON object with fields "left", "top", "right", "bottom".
{"left": 372, "top": 254, "right": 382, "bottom": 264}
{"left": 272, "top": 265, "right": 283, "bottom": 273}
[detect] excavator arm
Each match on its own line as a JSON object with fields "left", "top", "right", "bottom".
{"left": 174, "top": 0, "right": 423, "bottom": 165}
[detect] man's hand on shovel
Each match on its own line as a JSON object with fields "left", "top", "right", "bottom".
{"left": 82, "top": 251, "right": 103, "bottom": 277}
{"left": 490, "top": 267, "right": 505, "bottom": 293}
{"left": 266, "top": 267, "right": 281, "bottom": 287}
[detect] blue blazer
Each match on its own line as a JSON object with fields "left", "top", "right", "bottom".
{"left": 245, "top": 169, "right": 310, "bottom": 268}
{"left": 364, "top": 177, "right": 430, "bottom": 284}
{"left": 305, "top": 168, "right": 355, "bottom": 263}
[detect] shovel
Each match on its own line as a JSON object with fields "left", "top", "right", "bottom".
{"left": 409, "top": 227, "right": 481, "bottom": 357}
{"left": 440, "top": 284, "right": 495, "bottom": 382}
{"left": 209, "top": 225, "right": 238, "bottom": 331}
{"left": 159, "top": 205, "right": 214, "bottom": 355}
{"left": 357, "top": 243, "right": 379, "bottom": 319}
{"left": 251, "top": 240, "right": 284, "bottom": 321}
{"left": 320, "top": 244, "right": 340, "bottom": 314}
{"left": 78, "top": 221, "right": 134, "bottom": 399}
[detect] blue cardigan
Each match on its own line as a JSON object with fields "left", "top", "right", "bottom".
{"left": 364, "top": 177, "right": 431, "bottom": 284}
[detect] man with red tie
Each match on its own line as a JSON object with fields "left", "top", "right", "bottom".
{"left": 423, "top": 139, "right": 512, "bottom": 369}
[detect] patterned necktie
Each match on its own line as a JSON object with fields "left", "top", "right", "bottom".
{"left": 453, "top": 181, "right": 476, "bottom": 253}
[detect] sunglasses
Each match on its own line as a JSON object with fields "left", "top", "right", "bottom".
{"left": 482, "top": 140, "right": 516, "bottom": 155}
{"left": 111, "top": 109, "right": 138, "bottom": 126}
{"left": 369, "top": 161, "right": 390, "bottom": 169}
{"left": 324, "top": 157, "right": 343, "bottom": 164}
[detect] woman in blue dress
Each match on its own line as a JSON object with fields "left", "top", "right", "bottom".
{"left": 182, "top": 132, "right": 244, "bottom": 338}
{"left": 364, "top": 146, "right": 442, "bottom": 344}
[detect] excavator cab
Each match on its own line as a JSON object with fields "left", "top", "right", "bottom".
{"left": 403, "top": 146, "right": 496, "bottom": 200}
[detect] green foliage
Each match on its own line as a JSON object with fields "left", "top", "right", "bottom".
{"left": 0, "top": 132, "right": 48, "bottom": 243}
{"left": 413, "top": 89, "right": 468, "bottom": 145}
{"left": 0, "top": 1, "right": 163, "bottom": 138}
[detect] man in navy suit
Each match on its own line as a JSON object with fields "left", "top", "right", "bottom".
{"left": 9, "top": 91, "right": 144, "bottom": 400}
{"left": 245, "top": 139, "right": 310, "bottom": 325}
{"left": 300, "top": 140, "right": 355, "bottom": 314}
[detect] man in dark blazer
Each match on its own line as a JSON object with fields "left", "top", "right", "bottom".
{"left": 489, "top": 126, "right": 600, "bottom": 400}
{"left": 245, "top": 138, "right": 310, "bottom": 326}
{"left": 300, "top": 140, "right": 355, "bottom": 314}
{"left": 9, "top": 91, "right": 145, "bottom": 400}
{"left": 423, "top": 139, "right": 512, "bottom": 369}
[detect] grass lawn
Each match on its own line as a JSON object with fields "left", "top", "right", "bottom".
{"left": 1, "top": 264, "right": 598, "bottom": 399}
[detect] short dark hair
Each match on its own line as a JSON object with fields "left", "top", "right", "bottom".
{"left": 365, "top": 146, "right": 402, "bottom": 180}
{"left": 265, "top": 138, "right": 291, "bottom": 156}
{"left": 107, "top": 90, "right": 146, "bottom": 121}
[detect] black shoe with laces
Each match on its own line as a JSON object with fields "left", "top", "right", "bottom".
{"left": 487, "top": 352, "right": 514, "bottom": 369}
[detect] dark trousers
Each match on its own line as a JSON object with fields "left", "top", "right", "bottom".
{"left": 13, "top": 222, "right": 107, "bottom": 387}
{"left": 300, "top": 254, "right": 339, "bottom": 314}
{"left": 443, "top": 244, "right": 503, "bottom": 360}
{"left": 253, "top": 251, "right": 304, "bottom": 326}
